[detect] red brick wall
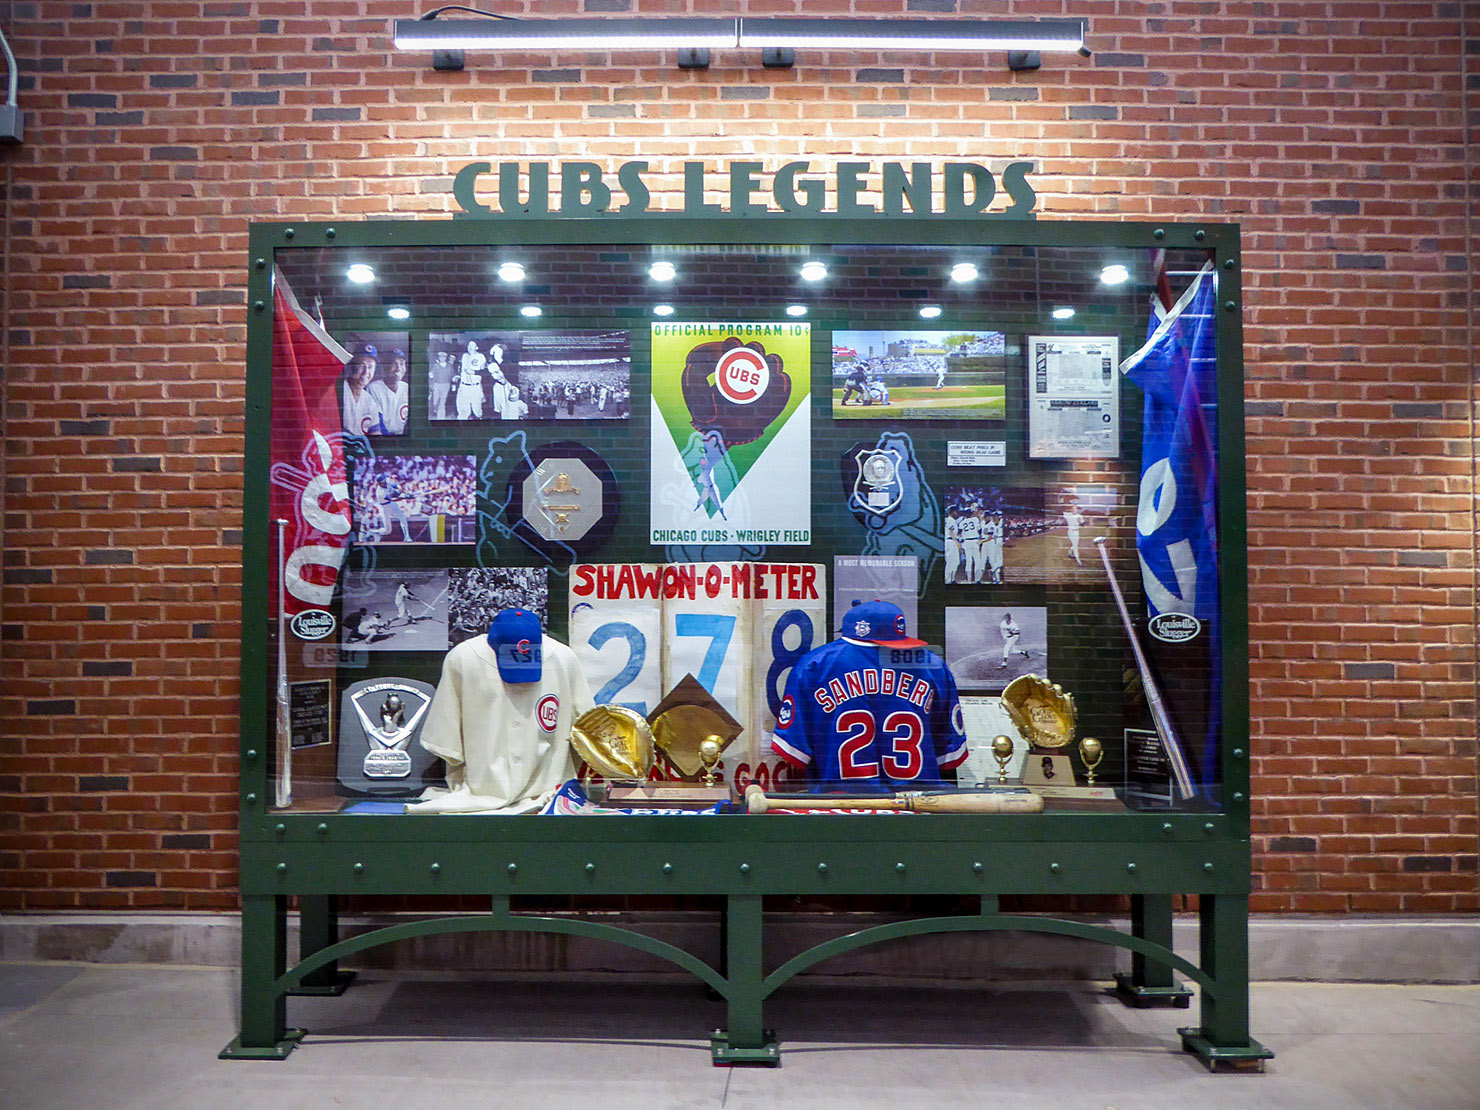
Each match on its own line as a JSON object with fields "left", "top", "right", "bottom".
{"left": 0, "top": 1, "right": 1474, "bottom": 913}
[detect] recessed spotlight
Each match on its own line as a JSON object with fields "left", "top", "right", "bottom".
{"left": 919, "top": 305, "right": 943, "bottom": 319}
{"left": 520, "top": 305, "right": 542, "bottom": 318}
{"left": 950, "top": 262, "right": 979, "bottom": 283}
{"left": 649, "top": 261, "right": 677, "bottom": 282}
{"left": 800, "top": 261, "right": 828, "bottom": 282}
{"left": 346, "top": 263, "right": 375, "bottom": 285}
{"left": 386, "top": 306, "right": 411, "bottom": 321}
{"left": 1052, "top": 307, "right": 1075, "bottom": 320}
{"left": 786, "top": 304, "right": 808, "bottom": 317}
{"left": 653, "top": 304, "right": 675, "bottom": 317}
{"left": 497, "top": 261, "right": 526, "bottom": 282}
{"left": 1100, "top": 264, "right": 1130, "bottom": 285}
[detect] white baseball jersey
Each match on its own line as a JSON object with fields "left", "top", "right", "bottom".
{"left": 367, "top": 379, "right": 408, "bottom": 435}
{"left": 410, "top": 635, "right": 594, "bottom": 814}
{"left": 957, "top": 515, "right": 982, "bottom": 543}
{"left": 342, "top": 386, "right": 380, "bottom": 437}
{"left": 459, "top": 350, "right": 486, "bottom": 385}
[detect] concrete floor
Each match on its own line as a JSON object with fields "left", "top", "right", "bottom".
{"left": 3, "top": 963, "right": 1478, "bottom": 1109}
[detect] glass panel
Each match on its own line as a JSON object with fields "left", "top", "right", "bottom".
{"left": 261, "top": 240, "right": 1223, "bottom": 815}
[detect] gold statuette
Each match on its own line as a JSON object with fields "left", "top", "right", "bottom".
{"left": 991, "top": 734, "right": 1014, "bottom": 784}
{"left": 1079, "top": 736, "right": 1103, "bottom": 785}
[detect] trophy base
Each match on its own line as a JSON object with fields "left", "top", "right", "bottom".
{"left": 1030, "top": 784, "right": 1120, "bottom": 801}
{"left": 607, "top": 783, "right": 731, "bottom": 808}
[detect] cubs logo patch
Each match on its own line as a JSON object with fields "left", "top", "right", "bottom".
{"left": 513, "top": 637, "right": 534, "bottom": 661}
{"left": 952, "top": 703, "right": 965, "bottom": 735}
{"left": 895, "top": 614, "right": 907, "bottom": 635}
{"left": 777, "top": 695, "right": 795, "bottom": 728}
{"left": 853, "top": 619, "right": 871, "bottom": 637}
{"left": 536, "top": 694, "right": 560, "bottom": 733}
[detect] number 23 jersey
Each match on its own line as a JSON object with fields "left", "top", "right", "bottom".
{"left": 771, "top": 638, "right": 968, "bottom": 793}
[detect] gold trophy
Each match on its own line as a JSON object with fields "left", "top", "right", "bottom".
{"left": 1079, "top": 737, "right": 1104, "bottom": 785}
{"left": 699, "top": 735, "right": 723, "bottom": 787}
{"left": 1001, "top": 674, "right": 1118, "bottom": 804}
{"left": 991, "top": 734, "right": 1014, "bottom": 785}
{"left": 606, "top": 674, "right": 740, "bottom": 807}
{"left": 569, "top": 706, "right": 655, "bottom": 801}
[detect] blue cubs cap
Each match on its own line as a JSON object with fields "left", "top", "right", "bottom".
{"left": 840, "top": 600, "right": 927, "bottom": 649}
{"left": 355, "top": 343, "right": 378, "bottom": 360}
{"left": 488, "top": 608, "right": 542, "bottom": 683}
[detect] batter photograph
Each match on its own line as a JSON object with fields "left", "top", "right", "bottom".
{"left": 338, "top": 569, "right": 450, "bottom": 653}
{"left": 427, "top": 329, "right": 631, "bottom": 422}
{"left": 943, "top": 485, "right": 1047, "bottom": 586}
{"left": 351, "top": 453, "right": 478, "bottom": 547}
{"left": 944, "top": 605, "right": 1049, "bottom": 692}
{"left": 447, "top": 567, "right": 550, "bottom": 646}
{"left": 831, "top": 328, "right": 1007, "bottom": 421}
{"left": 1041, "top": 484, "right": 1119, "bottom": 583}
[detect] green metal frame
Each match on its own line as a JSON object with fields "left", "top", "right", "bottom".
{"left": 227, "top": 214, "right": 1267, "bottom": 1071}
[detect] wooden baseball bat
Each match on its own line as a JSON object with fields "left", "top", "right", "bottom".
{"left": 745, "top": 784, "right": 1044, "bottom": 815}
{"left": 1092, "top": 537, "right": 1197, "bottom": 798}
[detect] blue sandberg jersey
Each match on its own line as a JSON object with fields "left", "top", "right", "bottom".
{"left": 772, "top": 638, "right": 968, "bottom": 793}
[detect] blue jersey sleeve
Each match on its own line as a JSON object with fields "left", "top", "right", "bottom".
{"left": 933, "top": 659, "right": 968, "bottom": 772}
{"left": 770, "top": 657, "right": 814, "bottom": 772}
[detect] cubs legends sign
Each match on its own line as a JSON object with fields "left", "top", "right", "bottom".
{"left": 453, "top": 160, "right": 1037, "bottom": 219}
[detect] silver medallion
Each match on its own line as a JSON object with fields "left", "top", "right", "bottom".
{"left": 851, "top": 448, "right": 904, "bottom": 516}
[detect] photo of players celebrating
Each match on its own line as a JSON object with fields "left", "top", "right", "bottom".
{"left": 351, "top": 453, "right": 477, "bottom": 546}
{"left": 1042, "top": 484, "right": 1118, "bottom": 582}
{"left": 447, "top": 567, "right": 549, "bottom": 647}
{"left": 426, "top": 330, "right": 631, "bottom": 423}
{"left": 945, "top": 605, "right": 1049, "bottom": 692}
{"left": 943, "top": 486, "right": 1047, "bottom": 586}
{"left": 338, "top": 569, "right": 450, "bottom": 653}
{"left": 336, "top": 331, "right": 411, "bottom": 438}
{"left": 831, "top": 329, "right": 1007, "bottom": 421}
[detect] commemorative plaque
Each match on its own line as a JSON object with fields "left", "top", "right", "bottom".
{"left": 334, "top": 677, "right": 443, "bottom": 797}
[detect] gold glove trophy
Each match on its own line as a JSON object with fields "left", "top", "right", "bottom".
{"left": 601, "top": 673, "right": 741, "bottom": 808}
{"left": 1000, "top": 674, "right": 1118, "bottom": 803}
{"left": 569, "top": 705, "right": 655, "bottom": 803}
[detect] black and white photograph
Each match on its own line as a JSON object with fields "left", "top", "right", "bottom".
{"left": 943, "top": 485, "right": 1047, "bottom": 586}
{"left": 945, "top": 605, "right": 1049, "bottom": 692}
{"left": 336, "top": 330, "right": 410, "bottom": 437}
{"left": 1042, "top": 484, "right": 1118, "bottom": 583}
{"left": 427, "top": 330, "right": 631, "bottom": 423}
{"left": 351, "top": 453, "right": 478, "bottom": 546}
{"left": 338, "top": 569, "right": 450, "bottom": 652}
{"left": 448, "top": 567, "right": 550, "bottom": 646}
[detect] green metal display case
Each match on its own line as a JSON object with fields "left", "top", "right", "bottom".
{"left": 226, "top": 211, "right": 1268, "bottom": 1070}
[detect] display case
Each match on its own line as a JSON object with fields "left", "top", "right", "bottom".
{"left": 225, "top": 213, "right": 1267, "bottom": 1070}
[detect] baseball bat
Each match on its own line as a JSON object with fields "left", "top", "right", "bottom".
{"left": 745, "top": 784, "right": 1044, "bottom": 815}
{"left": 1092, "top": 537, "right": 1197, "bottom": 798}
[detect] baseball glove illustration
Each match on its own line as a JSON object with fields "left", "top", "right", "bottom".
{"left": 681, "top": 338, "right": 792, "bottom": 447}
{"left": 1001, "top": 674, "right": 1077, "bottom": 751}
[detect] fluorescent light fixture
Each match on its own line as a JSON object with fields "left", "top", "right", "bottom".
{"left": 346, "top": 263, "right": 375, "bottom": 284}
{"left": 394, "top": 17, "right": 740, "bottom": 53}
{"left": 1100, "top": 263, "right": 1130, "bottom": 285}
{"left": 520, "top": 305, "right": 543, "bottom": 318}
{"left": 497, "top": 261, "right": 526, "bottom": 282}
{"left": 786, "top": 304, "right": 808, "bottom": 317}
{"left": 950, "top": 262, "right": 979, "bottom": 283}
{"left": 1052, "top": 306, "right": 1075, "bottom": 320}
{"left": 919, "top": 305, "right": 943, "bottom": 319}
{"left": 649, "top": 261, "right": 677, "bottom": 281}
{"left": 800, "top": 261, "right": 827, "bottom": 282}
{"left": 741, "top": 18, "right": 1086, "bottom": 54}
{"left": 653, "top": 303, "right": 675, "bottom": 317}
{"left": 386, "top": 306, "right": 411, "bottom": 321}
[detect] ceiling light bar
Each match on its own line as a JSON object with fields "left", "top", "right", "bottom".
{"left": 392, "top": 17, "right": 1086, "bottom": 57}
{"left": 740, "top": 18, "right": 1086, "bottom": 54}
{"left": 393, "top": 17, "right": 740, "bottom": 53}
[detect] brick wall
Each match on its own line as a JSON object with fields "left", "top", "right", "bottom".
{"left": 0, "top": 1, "right": 1475, "bottom": 913}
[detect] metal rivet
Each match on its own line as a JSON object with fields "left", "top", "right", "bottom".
{"left": 1233, "top": 792, "right": 1246, "bottom": 802}
{"left": 254, "top": 300, "right": 265, "bottom": 312}
{"left": 1126, "top": 863, "right": 1138, "bottom": 874}
{"left": 1224, "top": 300, "right": 1237, "bottom": 312}
{"left": 1204, "top": 822, "right": 1216, "bottom": 834}
{"left": 274, "top": 823, "right": 286, "bottom": 835}
{"left": 1223, "top": 258, "right": 1236, "bottom": 270}
{"left": 254, "top": 257, "right": 266, "bottom": 270}
{"left": 507, "top": 863, "right": 517, "bottom": 875}
{"left": 1049, "top": 862, "right": 1060, "bottom": 874}
{"left": 817, "top": 862, "right": 828, "bottom": 873}
{"left": 1162, "top": 822, "right": 1174, "bottom": 834}
{"left": 353, "top": 862, "right": 363, "bottom": 873}
{"left": 430, "top": 862, "right": 440, "bottom": 874}
{"left": 284, "top": 227, "right": 295, "bottom": 239}
{"left": 895, "top": 862, "right": 906, "bottom": 872}
{"left": 246, "top": 749, "right": 258, "bottom": 760}
{"left": 585, "top": 862, "right": 596, "bottom": 874}
{"left": 1233, "top": 748, "right": 1245, "bottom": 759}
{"left": 739, "top": 863, "right": 750, "bottom": 874}
{"left": 316, "top": 823, "right": 328, "bottom": 836}
{"left": 245, "top": 793, "right": 257, "bottom": 804}
{"left": 276, "top": 862, "right": 286, "bottom": 874}
{"left": 1204, "top": 862, "right": 1215, "bottom": 873}
{"left": 325, "top": 227, "right": 336, "bottom": 239}
{"left": 1153, "top": 228, "right": 1165, "bottom": 239}
{"left": 1194, "top": 229, "right": 1205, "bottom": 241}
{"left": 972, "top": 862, "right": 983, "bottom": 874}
{"left": 662, "top": 863, "right": 673, "bottom": 874}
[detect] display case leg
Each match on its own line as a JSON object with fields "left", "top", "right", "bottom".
{"left": 220, "top": 894, "right": 305, "bottom": 1060}
{"left": 1114, "top": 893, "right": 1192, "bottom": 1008}
{"left": 710, "top": 893, "right": 779, "bottom": 1066}
{"left": 1179, "top": 894, "right": 1272, "bottom": 1071}
{"left": 291, "top": 895, "right": 355, "bottom": 996}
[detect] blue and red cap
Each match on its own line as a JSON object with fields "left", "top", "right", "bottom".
{"left": 487, "top": 608, "right": 542, "bottom": 683}
{"left": 839, "top": 600, "right": 927, "bottom": 649}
